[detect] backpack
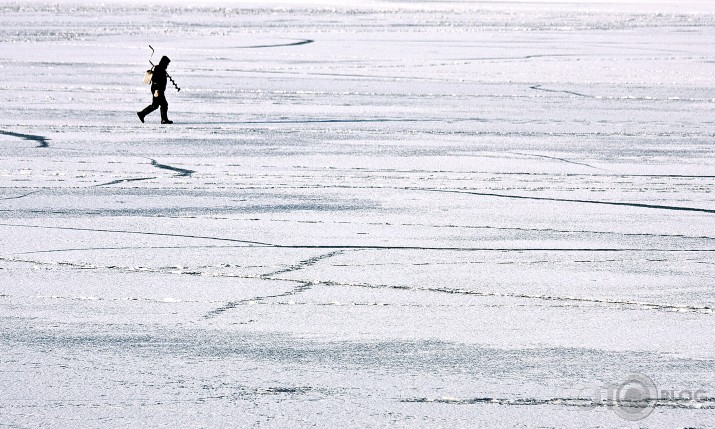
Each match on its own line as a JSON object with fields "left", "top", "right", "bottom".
{"left": 143, "top": 68, "right": 153, "bottom": 84}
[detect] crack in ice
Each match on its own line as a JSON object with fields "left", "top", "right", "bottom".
{"left": 0, "top": 129, "right": 49, "bottom": 148}
{"left": 420, "top": 188, "right": 715, "bottom": 214}
{"left": 204, "top": 250, "right": 346, "bottom": 319}
{"left": 148, "top": 159, "right": 195, "bottom": 177}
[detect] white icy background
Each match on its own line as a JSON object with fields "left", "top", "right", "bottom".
{"left": 1, "top": 0, "right": 714, "bottom": 427}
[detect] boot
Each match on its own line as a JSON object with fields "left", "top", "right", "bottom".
{"left": 160, "top": 107, "right": 173, "bottom": 124}
{"left": 138, "top": 105, "right": 155, "bottom": 123}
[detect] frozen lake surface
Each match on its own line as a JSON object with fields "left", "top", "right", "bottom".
{"left": 1, "top": 0, "right": 714, "bottom": 427}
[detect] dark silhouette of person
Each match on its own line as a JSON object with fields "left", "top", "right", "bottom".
{"left": 137, "top": 56, "right": 173, "bottom": 124}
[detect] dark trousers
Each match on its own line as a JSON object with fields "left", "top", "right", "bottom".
{"left": 139, "top": 91, "right": 169, "bottom": 120}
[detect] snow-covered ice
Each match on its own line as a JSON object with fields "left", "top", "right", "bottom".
{"left": 0, "top": 0, "right": 714, "bottom": 427}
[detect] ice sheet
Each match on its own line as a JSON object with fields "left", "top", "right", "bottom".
{"left": 1, "top": 0, "right": 714, "bottom": 427}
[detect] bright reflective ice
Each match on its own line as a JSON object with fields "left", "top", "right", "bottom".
{"left": 0, "top": 1, "right": 714, "bottom": 427}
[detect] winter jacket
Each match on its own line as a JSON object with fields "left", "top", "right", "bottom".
{"left": 151, "top": 56, "right": 171, "bottom": 93}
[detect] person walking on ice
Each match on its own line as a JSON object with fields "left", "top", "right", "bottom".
{"left": 138, "top": 55, "right": 174, "bottom": 124}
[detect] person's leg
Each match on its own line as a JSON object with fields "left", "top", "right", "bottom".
{"left": 137, "top": 104, "right": 157, "bottom": 122}
{"left": 137, "top": 93, "right": 160, "bottom": 122}
{"left": 159, "top": 93, "right": 172, "bottom": 124}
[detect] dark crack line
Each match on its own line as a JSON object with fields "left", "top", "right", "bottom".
{"left": 237, "top": 39, "right": 314, "bottom": 49}
{"left": 261, "top": 250, "right": 345, "bottom": 278}
{"left": 203, "top": 281, "right": 314, "bottom": 320}
{"left": 148, "top": 159, "right": 194, "bottom": 176}
{"left": 228, "top": 246, "right": 714, "bottom": 252}
{"left": 0, "top": 223, "right": 273, "bottom": 247}
{"left": 419, "top": 188, "right": 715, "bottom": 214}
{"left": 205, "top": 251, "right": 346, "bottom": 319}
{"left": 14, "top": 244, "right": 248, "bottom": 255}
{"left": 0, "top": 130, "right": 49, "bottom": 148}
{"left": 2, "top": 224, "right": 713, "bottom": 253}
{"left": 0, "top": 190, "right": 41, "bottom": 200}
{"left": 94, "top": 177, "right": 156, "bottom": 187}
{"left": 162, "top": 215, "right": 715, "bottom": 242}
{"left": 511, "top": 151, "right": 607, "bottom": 171}
{"left": 0, "top": 256, "right": 256, "bottom": 279}
{"left": 163, "top": 182, "right": 713, "bottom": 215}
{"left": 419, "top": 285, "right": 713, "bottom": 313}
{"left": 403, "top": 396, "right": 715, "bottom": 409}
{"left": 5, "top": 292, "right": 227, "bottom": 305}
{"left": 530, "top": 84, "right": 593, "bottom": 98}
{"left": 4, "top": 255, "right": 709, "bottom": 315}
{"left": 293, "top": 166, "right": 715, "bottom": 179}
{"left": 309, "top": 279, "right": 712, "bottom": 314}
